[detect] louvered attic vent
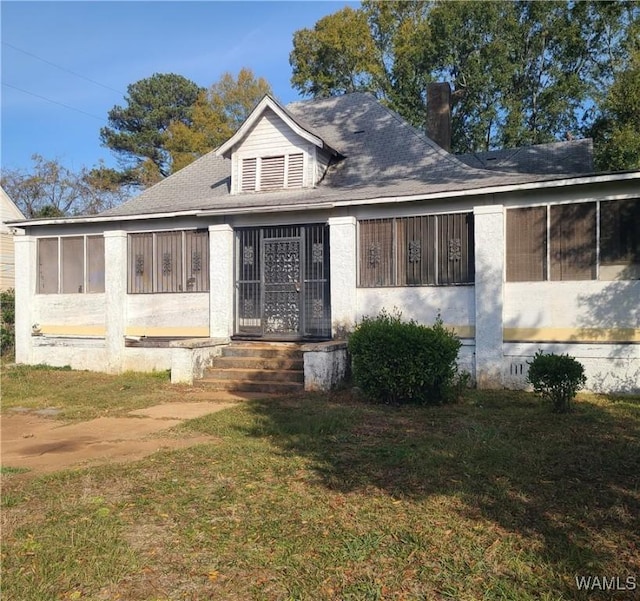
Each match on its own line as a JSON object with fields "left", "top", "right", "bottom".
{"left": 241, "top": 153, "right": 304, "bottom": 192}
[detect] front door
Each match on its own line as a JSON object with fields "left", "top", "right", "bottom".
{"left": 235, "top": 224, "right": 331, "bottom": 339}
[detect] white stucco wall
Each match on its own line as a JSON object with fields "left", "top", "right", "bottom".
{"left": 328, "top": 216, "right": 357, "bottom": 337}
{"left": 126, "top": 293, "right": 209, "bottom": 337}
{"left": 209, "top": 224, "right": 234, "bottom": 338}
{"left": 31, "top": 336, "right": 107, "bottom": 370}
{"left": 356, "top": 285, "right": 475, "bottom": 335}
{"left": 473, "top": 205, "right": 505, "bottom": 388}
{"left": 30, "top": 294, "right": 107, "bottom": 335}
{"left": 14, "top": 236, "right": 37, "bottom": 364}
{"left": 503, "top": 342, "right": 639, "bottom": 394}
{"left": 503, "top": 279, "right": 640, "bottom": 393}
{"left": 504, "top": 280, "right": 640, "bottom": 336}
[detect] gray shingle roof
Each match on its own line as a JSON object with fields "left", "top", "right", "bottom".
{"left": 101, "top": 93, "right": 595, "bottom": 218}
{"left": 457, "top": 139, "right": 593, "bottom": 175}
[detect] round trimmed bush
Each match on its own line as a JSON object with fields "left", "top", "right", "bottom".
{"left": 348, "top": 309, "right": 462, "bottom": 404}
{"left": 526, "top": 350, "right": 586, "bottom": 413}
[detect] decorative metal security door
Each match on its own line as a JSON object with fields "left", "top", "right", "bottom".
{"left": 263, "top": 237, "right": 301, "bottom": 335}
{"left": 235, "top": 225, "right": 331, "bottom": 339}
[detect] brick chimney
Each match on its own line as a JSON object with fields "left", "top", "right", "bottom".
{"left": 426, "top": 82, "right": 452, "bottom": 152}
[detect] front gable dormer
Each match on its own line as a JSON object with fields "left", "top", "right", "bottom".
{"left": 216, "top": 96, "right": 341, "bottom": 194}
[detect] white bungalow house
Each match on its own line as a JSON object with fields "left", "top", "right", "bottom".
{"left": 1, "top": 186, "right": 25, "bottom": 291}
{"left": 10, "top": 91, "right": 640, "bottom": 393}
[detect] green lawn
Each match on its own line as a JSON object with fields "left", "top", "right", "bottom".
{"left": 1, "top": 366, "right": 639, "bottom": 600}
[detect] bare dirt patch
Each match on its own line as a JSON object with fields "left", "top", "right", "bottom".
{"left": 1, "top": 401, "right": 238, "bottom": 475}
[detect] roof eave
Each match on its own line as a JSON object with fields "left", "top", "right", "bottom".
{"left": 8, "top": 170, "right": 638, "bottom": 227}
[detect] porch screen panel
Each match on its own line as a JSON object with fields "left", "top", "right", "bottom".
{"left": 237, "top": 228, "right": 261, "bottom": 333}
{"left": 358, "top": 219, "right": 394, "bottom": 287}
{"left": 86, "top": 236, "right": 105, "bottom": 293}
{"left": 438, "top": 213, "right": 474, "bottom": 284}
{"left": 600, "top": 199, "right": 640, "bottom": 267}
{"left": 185, "top": 230, "right": 209, "bottom": 292}
{"left": 128, "top": 233, "right": 153, "bottom": 293}
{"left": 303, "top": 224, "right": 331, "bottom": 337}
{"left": 61, "top": 237, "right": 85, "bottom": 294}
{"left": 397, "top": 216, "right": 436, "bottom": 286}
{"left": 37, "top": 238, "right": 59, "bottom": 294}
{"left": 155, "top": 232, "right": 183, "bottom": 292}
{"left": 260, "top": 156, "right": 285, "bottom": 190}
{"left": 506, "top": 207, "right": 547, "bottom": 281}
{"left": 550, "top": 203, "right": 596, "bottom": 280}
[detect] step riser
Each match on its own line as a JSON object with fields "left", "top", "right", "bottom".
{"left": 198, "top": 343, "right": 305, "bottom": 394}
{"left": 198, "top": 380, "right": 304, "bottom": 394}
{"left": 222, "top": 347, "right": 302, "bottom": 360}
{"left": 205, "top": 369, "right": 304, "bottom": 383}
{"left": 211, "top": 357, "right": 304, "bottom": 371}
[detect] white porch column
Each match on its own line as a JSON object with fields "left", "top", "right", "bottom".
{"left": 328, "top": 216, "right": 357, "bottom": 338}
{"left": 13, "top": 234, "right": 35, "bottom": 365}
{"left": 209, "top": 224, "right": 234, "bottom": 338}
{"left": 104, "top": 230, "right": 127, "bottom": 373}
{"left": 474, "top": 205, "right": 505, "bottom": 388}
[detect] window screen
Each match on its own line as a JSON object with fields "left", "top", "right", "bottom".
{"left": 438, "top": 213, "right": 474, "bottom": 285}
{"left": 185, "top": 230, "right": 209, "bottom": 292}
{"left": 506, "top": 207, "right": 547, "bottom": 281}
{"left": 61, "top": 237, "right": 85, "bottom": 293}
{"left": 128, "top": 233, "right": 153, "bottom": 293}
{"left": 87, "top": 236, "right": 105, "bottom": 293}
{"left": 397, "top": 216, "right": 436, "bottom": 286}
{"left": 600, "top": 199, "right": 640, "bottom": 265}
{"left": 358, "top": 214, "right": 474, "bottom": 287}
{"left": 37, "top": 238, "right": 59, "bottom": 294}
{"left": 358, "top": 219, "right": 394, "bottom": 286}
{"left": 155, "top": 232, "right": 183, "bottom": 292}
{"left": 128, "top": 231, "right": 209, "bottom": 294}
{"left": 550, "top": 203, "right": 596, "bottom": 281}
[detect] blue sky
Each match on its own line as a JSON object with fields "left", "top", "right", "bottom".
{"left": 1, "top": 1, "right": 355, "bottom": 174}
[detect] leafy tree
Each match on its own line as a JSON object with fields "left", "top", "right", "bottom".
{"left": 1, "top": 155, "right": 129, "bottom": 218}
{"left": 290, "top": 7, "right": 380, "bottom": 97}
{"left": 591, "top": 49, "right": 640, "bottom": 171}
{"left": 166, "top": 68, "right": 272, "bottom": 172}
{"left": 100, "top": 73, "right": 203, "bottom": 184}
{"left": 290, "top": 0, "right": 640, "bottom": 153}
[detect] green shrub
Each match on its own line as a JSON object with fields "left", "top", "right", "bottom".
{"left": 348, "top": 309, "right": 462, "bottom": 404}
{"left": 1, "top": 288, "right": 15, "bottom": 355}
{"left": 526, "top": 350, "right": 587, "bottom": 413}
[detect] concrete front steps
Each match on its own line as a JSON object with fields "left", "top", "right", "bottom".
{"left": 199, "top": 342, "right": 304, "bottom": 394}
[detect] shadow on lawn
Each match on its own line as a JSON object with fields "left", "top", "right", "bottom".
{"left": 241, "top": 390, "right": 640, "bottom": 597}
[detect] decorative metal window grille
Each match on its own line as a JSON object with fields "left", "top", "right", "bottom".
{"left": 449, "top": 238, "right": 462, "bottom": 262}
{"left": 135, "top": 254, "right": 145, "bottom": 275}
{"left": 312, "top": 242, "right": 324, "bottom": 263}
{"left": 243, "top": 245, "right": 255, "bottom": 266}
{"left": 368, "top": 243, "right": 381, "bottom": 266}
{"left": 358, "top": 214, "right": 473, "bottom": 287}
{"left": 312, "top": 298, "right": 324, "bottom": 319}
{"left": 191, "top": 251, "right": 202, "bottom": 273}
{"left": 243, "top": 297, "right": 255, "bottom": 318}
{"left": 128, "top": 230, "right": 209, "bottom": 293}
{"left": 162, "top": 252, "right": 172, "bottom": 275}
{"left": 408, "top": 240, "right": 421, "bottom": 263}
